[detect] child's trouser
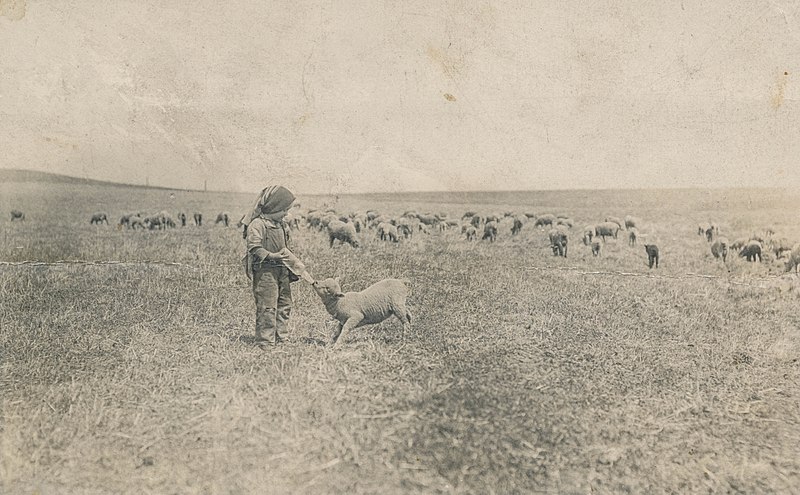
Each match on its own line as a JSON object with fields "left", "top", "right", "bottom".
{"left": 252, "top": 265, "right": 292, "bottom": 344}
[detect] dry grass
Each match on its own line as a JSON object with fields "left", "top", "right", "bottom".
{"left": 2, "top": 183, "right": 799, "bottom": 493}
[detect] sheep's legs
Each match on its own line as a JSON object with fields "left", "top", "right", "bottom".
{"left": 393, "top": 306, "right": 412, "bottom": 341}
{"left": 331, "top": 316, "right": 361, "bottom": 348}
{"left": 330, "top": 322, "right": 343, "bottom": 345}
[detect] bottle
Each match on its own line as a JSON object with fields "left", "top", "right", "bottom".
{"left": 282, "top": 249, "right": 315, "bottom": 284}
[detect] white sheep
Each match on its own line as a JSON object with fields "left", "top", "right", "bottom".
{"left": 377, "top": 222, "right": 399, "bottom": 242}
{"left": 312, "top": 277, "right": 412, "bottom": 348}
{"left": 327, "top": 220, "right": 359, "bottom": 248}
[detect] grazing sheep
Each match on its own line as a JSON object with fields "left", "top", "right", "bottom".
{"left": 556, "top": 217, "right": 574, "bottom": 229}
{"left": 418, "top": 223, "right": 431, "bottom": 235}
{"left": 591, "top": 238, "right": 602, "bottom": 257}
{"left": 697, "top": 222, "right": 710, "bottom": 236}
{"left": 10, "top": 210, "right": 25, "bottom": 221}
{"left": 644, "top": 244, "right": 659, "bottom": 269}
{"left": 524, "top": 212, "right": 537, "bottom": 219}
{"left": 705, "top": 226, "right": 716, "bottom": 242}
{"left": 284, "top": 211, "right": 301, "bottom": 230}
{"left": 548, "top": 228, "right": 568, "bottom": 257}
{"left": 462, "top": 211, "right": 477, "bottom": 220}
{"left": 129, "top": 216, "right": 145, "bottom": 229}
{"left": 193, "top": 212, "right": 203, "bottom": 226}
{"left": 605, "top": 216, "right": 624, "bottom": 230}
{"left": 511, "top": 217, "right": 524, "bottom": 236}
{"left": 328, "top": 220, "right": 359, "bottom": 248}
{"left": 416, "top": 214, "right": 439, "bottom": 227}
{"left": 784, "top": 244, "right": 800, "bottom": 273}
{"left": 215, "top": 212, "right": 230, "bottom": 227}
{"left": 582, "top": 226, "right": 594, "bottom": 246}
{"left": 118, "top": 213, "right": 136, "bottom": 229}
{"left": 465, "top": 226, "right": 478, "bottom": 241}
{"left": 484, "top": 214, "right": 501, "bottom": 224}
{"left": 534, "top": 214, "right": 556, "bottom": 228}
{"left": 377, "top": 222, "right": 399, "bottom": 242}
{"left": 624, "top": 215, "right": 641, "bottom": 230}
{"left": 710, "top": 237, "right": 729, "bottom": 262}
{"left": 482, "top": 221, "right": 498, "bottom": 242}
{"left": 311, "top": 277, "right": 412, "bottom": 348}
{"left": 90, "top": 213, "right": 108, "bottom": 225}
{"left": 628, "top": 227, "right": 638, "bottom": 246}
{"left": 594, "top": 222, "right": 620, "bottom": 242}
{"left": 178, "top": 212, "right": 187, "bottom": 227}
{"left": 470, "top": 215, "right": 482, "bottom": 228}
{"left": 730, "top": 238, "right": 748, "bottom": 251}
{"left": 397, "top": 223, "right": 413, "bottom": 240}
{"left": 739, "top": 241, "right": 762, "bottom": 262}
{"left": 769, "top": 237, "right": 793, "bottom": 258}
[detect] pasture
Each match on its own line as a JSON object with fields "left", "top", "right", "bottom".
{"left": 2, "top": 181, "right": 800, "bottom": 493}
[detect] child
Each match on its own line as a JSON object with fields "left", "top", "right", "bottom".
{"left": 241, "top": 185, "right": 298, "bottom": 348}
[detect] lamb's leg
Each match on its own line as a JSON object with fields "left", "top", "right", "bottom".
{"left": 393, "top": 304, "right": 412, "bottom": 341}
{"left": 330, "top": 322, "right": 343, "bottom": 345}
{"left": 332, "top": 316, "right": 362, "bottom": 348}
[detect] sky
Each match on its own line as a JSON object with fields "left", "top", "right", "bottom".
{"left": 0, "top": 0, "right": 797, "bottom": 194}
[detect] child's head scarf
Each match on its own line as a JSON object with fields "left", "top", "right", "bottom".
{"left": 242, "top": 185, "right": 296, "bottom": 227}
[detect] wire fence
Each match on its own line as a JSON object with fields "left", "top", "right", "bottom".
{"left": 1, "top": 259, "right": 797, "bottom": 291}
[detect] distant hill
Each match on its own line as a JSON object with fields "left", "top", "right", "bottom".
{"left": 0, "top": 169, "right": 198, "bottom": 192}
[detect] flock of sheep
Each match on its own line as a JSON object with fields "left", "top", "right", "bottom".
{"left": 698, "top": 222, "right": 800, "bottom": 272}
{"left": 298, "top": 208, "right": 665, "bottom": 268}
{"left": 8, "top": 205, "right": 800, "bottom": 273}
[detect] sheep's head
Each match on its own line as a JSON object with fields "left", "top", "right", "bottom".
{"left": 312, "top": 277, "right": 345, "bottom": 300}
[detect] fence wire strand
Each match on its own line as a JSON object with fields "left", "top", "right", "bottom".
{"left": 2, "top": 259, "right": 797, "bottom": 291}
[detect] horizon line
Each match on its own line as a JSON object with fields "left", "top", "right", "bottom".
{"left": 0, "top": 168, "right": 791, "bottom": 196}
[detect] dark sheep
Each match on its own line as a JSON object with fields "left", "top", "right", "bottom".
{"left": 548, "top": 228, "right": 568, "bottom": 257}
{"left": 215, "top": 212, "right": 230, "bottom": 227}
{"left": 534, "top": 214, "right": 556, "bottom": 228}
{"left": 178, "top": 212, "right": 187, "bottom": 227}
{"left": 644, "top": 244, "right": 659, "bottom": 269}
{"left": 594, "top": 222, "right": 620, "bottom": 242}
{"left": 511, "top": 217, "right": 524, "bottom": 236}
{"left": 90, "top": 213, "right": 108, "bottom": 225}
{"left": 482, "top": 221, "right": 498, "bottom": 242}
{"left": 193, "top": 212, "right": 203, "bottom": 226}
{"left": 739, "top": 241, "right": 762, "bottom": 262}
{"left": 10, "top": 210, "right": 25, "bottom": 221}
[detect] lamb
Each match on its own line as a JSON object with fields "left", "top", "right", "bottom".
{"left": 193, "top": 212, "right": 203, "bottom": 226}
{"left": 327, "top": 220, "right": 360, "bottom": 248}
{"left": 730, "top": 238, "right": 748, "bottom": 251}
{"left": 591, "top": 238, "right": 602, "bottom": 257}
{"left": 628, "top": 227, "right": 638, "bottom": 246}
{"left": 470, "top": 215, "right": 482, "bottom": 228}
{"left": 739, "top": 241, "right": 762, "bottom": 262}
{"left": 511, "top": 216, "right": 524, "bottom": 236}
{"left": 312, "top": 277, "right": 412, "bottom": 348}
{"left": 710, "top": 237, "right": 729, "bottom": 262}
{"left": 644, "top": 244, "right": 659, "bottom": 269}
{"left": 582, "top": 226, "right": 594, "bottom": 246}
{"left": 396, "top": 219, "right": 414, "bottom": 240}
{"left": 377, "top": 222, "right": 399, "bottom": 242}
{"left": 465, "top": 225, "right": 478, "bottom": 241}
{"left": 548, "top": 228, "right": 568, "bottom": 257}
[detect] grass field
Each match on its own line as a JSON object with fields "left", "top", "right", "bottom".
{"left": 2, "top": 181, "right": 800, "bottom": 493}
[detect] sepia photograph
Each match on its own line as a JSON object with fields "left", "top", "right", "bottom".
{"left": 1, "top": 1, "right": 799, "bottom": 493}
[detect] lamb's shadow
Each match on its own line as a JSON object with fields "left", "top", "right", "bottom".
{"left": 231, "top": 335, "right": 257, "bottom": 345}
